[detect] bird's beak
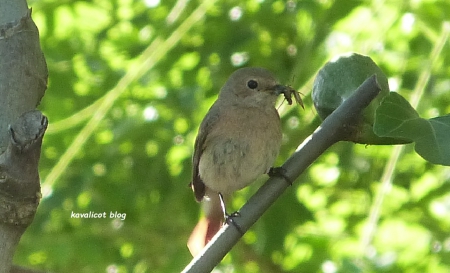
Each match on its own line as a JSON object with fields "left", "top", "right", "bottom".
{"left": 272, "top": 84, "right": 304, "bottom": 107}
{"left": 272, "top": 84, "right": 292, "bottom": 96}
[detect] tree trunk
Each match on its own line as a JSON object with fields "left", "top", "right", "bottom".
{"left": 0, "top": 0, "right": 48, "bottom": 272}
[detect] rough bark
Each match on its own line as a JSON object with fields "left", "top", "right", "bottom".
{"left": 0, "top": 0, "right": 48, "bottom": 271}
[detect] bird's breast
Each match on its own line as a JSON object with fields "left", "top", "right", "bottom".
{"left": 199, "top": 106, "right": 282, "bottom": 194}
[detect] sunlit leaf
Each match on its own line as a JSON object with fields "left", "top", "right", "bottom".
{"left": 375, "top": 92, "right": 450, "bottom": 165}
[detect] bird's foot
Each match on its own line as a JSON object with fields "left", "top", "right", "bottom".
{"left": 225, "top": 211, "right": 244, "bottom": 235}
{"left": 218, "top": 193, "right": 244, "bottom": 235}
{"left": 268, "top": 166, "right": 292, "bottom": 185}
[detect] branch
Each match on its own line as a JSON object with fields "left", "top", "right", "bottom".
{"left": 0, "top": 111, "right": 47, "bottom": 273}
{"left": 0, "top": 3, "right": 48, "bottom": 272}
{"left": 182, "top": 75, "right": 382, "bottom": 273}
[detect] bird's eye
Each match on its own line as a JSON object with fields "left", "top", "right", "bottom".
{"left": 247, "top": 80, "right": 258, "bottom": 89}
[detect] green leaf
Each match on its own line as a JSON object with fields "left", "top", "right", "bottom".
{"left": 375, "top": 92, "right": 450, "bottom": 166}
{"left": 418, "top": 115, "right": 450, "bottom": 165}
{"left": 312, "top": 53, "right": 390, "bottom": 123}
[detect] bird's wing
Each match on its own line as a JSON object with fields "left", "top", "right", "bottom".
{"left": 191, "top": 103, "right": 220, "bottom": 202}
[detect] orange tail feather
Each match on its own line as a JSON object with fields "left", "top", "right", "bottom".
{"left": 187, "top": 192, "right": 225, "bottom": 256}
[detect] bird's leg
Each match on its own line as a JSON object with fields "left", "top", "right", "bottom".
{"left": 268, "top": 166, "right": 292, "bottom": 185}
{"left": 219, "top": 192, "right": 244, "bottom": 235}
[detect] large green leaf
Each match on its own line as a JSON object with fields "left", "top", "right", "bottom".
{"left": 375, "top": 92, "right": 450, "bottom": 165}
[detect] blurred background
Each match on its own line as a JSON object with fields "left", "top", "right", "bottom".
{"left": 14, "top": 0, "right": 450, "bottom": 272}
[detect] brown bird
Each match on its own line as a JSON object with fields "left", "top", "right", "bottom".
{"left": 188, "top": 67, "right": 292, "bottom": 256}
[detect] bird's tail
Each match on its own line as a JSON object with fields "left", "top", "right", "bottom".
{"left": 187, "top": 191, "right": 225, "bottom": 257}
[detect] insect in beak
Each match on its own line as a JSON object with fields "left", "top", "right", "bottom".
{"left": 273, "top": 85, "right": 304, "bottom": 108}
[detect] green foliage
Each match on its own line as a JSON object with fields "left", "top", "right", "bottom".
{"left": 12, "top": 0, "right": 450, "bottom": 272}
{"left": 375, "top": 92, "right": 450, "bottom": 165}
{"left": 312, "top": 53, "right": 390, "bottom": 123}
{"left": 311, "top": 53, "right": 404, "bottom": 145}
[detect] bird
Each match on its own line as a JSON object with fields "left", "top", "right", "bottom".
{"left": 188, "top": 67, "right": 292, "bottom": 256}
